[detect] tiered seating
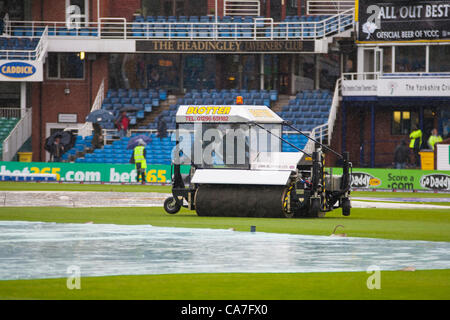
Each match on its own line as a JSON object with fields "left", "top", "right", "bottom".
{"left": 140, "top": 89, "right": 278, "bottom": 131}
{"left": 75, "top": 133, "right": 175, "bottom": 165}
{"left": 0, "top": 117, "right": 19, "bottom": 158}
{"left": 0, "top": 37, "right": 40, "bottom": 60}
{"left": 278, "top": 89, "right": 332, "bottom": 132}
{"left": 131, "top": 14, "right": 348, "bottom": 39}
{"left": 282, "top": 134, "right": 308, "bottom": 152}
{"left": 272, "top": 15, "right": 343, "bottom": 38}
{"left": 61, "top": 135, "right": 93, "bottom": 161}
{"left": 101, "top": 88, "right": 166, "bottom": 128}
{"left": 12, "top": 26, "right": 98, "bottom": 37}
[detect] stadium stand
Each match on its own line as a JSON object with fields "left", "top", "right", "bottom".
{"left": 130, "top": 14, "right": 352, "bottom": 39}
{"left": 277, "top": 89, "right": 332, "bottom": 133}
{"left": 100, "top": 88, "right": 166, "bottom": 129}
{"left": 0, "top": 37, "right": 41, "bottom": 60}
{"left": 67, "top": 87, "right": 326, "bottom": 163}
{"left": 0, "top": 117, "right": 20, "bottom": 160}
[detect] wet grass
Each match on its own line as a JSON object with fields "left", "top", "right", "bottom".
{"left": 0, "top": 206, "right": 449, "bottom": 242}
{"left": 1, "top": 182, "right": 449, "bottom": 199}
{"left": 0, "top": 182, "right": 171, "bottom": 193}
{"left": 352, "top": 191, "right": 450, "bottom": 198}
{"left": 1, "top": 270, "right": 449, "bottom": 300}
{"left": 353, "top": 199, "right": 450, "bottom": 206}
{"left": 0, "top": 183, "right": 448, "bottom": 300}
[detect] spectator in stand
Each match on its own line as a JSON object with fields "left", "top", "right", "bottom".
{"left": 50, "top": 136, "right": 64, "bottom": 162}
{"left": 116, "top": 111, "right": 130, "bottom": 138}
{"left": 393, "top": 140, "right": 410, "bottom": 169}
{"left": 157, "top": 116, "right": 167, "bottom": 140}
{"left": 427, "top": 128, "right": 443, "bottom": 151}
{"left": 92, "top": 123, "right": 103, "bottom": 149}
{"left": 148, "top": 68, "right": 160, "bottom": 89}
{"left": 409, "top": 124, "right": 422, "bottom": 168}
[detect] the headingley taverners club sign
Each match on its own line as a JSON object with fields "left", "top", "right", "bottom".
{"left": 357, "top": 0, "right": 450, "bottom": 42}
{"left": 136, "top": 40, "right": 314, "bottom": 53}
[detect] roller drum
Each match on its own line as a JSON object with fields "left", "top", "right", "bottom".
{"left": 195, "top": 184, "right": 290, "bottom": 218}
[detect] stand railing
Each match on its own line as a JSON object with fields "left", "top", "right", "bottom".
{"left": 67, "top": 78, "right": 105, "bottom": 138}
{"left": 0, "top": 26, "right": 48, "bottom": 61}
{"left": 6, "top": 10, "right": 354, "bottom": 42}
{"left": 2, "top": 109, "right": 32, "bottom": 161}
{"left": 307, "top": 0, "right": 355, "bottom": 15}
{"left": 304, "top": 78, "right": 341, "bottom": 154}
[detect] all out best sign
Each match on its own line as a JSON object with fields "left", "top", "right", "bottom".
{"left": 357, "top": 0, "right": 450, "bottom": 42}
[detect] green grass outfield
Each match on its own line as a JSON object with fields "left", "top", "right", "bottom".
{"left": 1, "top": 270, "right": 449, "bottom": 300}
{"left": 0, "top": 182, "right": 449, "bottom": 300}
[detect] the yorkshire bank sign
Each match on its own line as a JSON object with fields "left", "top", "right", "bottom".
{"left": 342, "top": 77, "right": 450, "bottom": 97}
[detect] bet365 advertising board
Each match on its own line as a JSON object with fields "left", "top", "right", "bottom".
{"left": 0, "top": 162, "right": 449, "bottom": 190}
{"left": 0, "top": 162, "right": 190, "bottom": 183}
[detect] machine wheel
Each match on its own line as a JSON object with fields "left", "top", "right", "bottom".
{"left": 164, "top": 197, "right": 181, "bottom": 214}
{"left": 308, "top": 197, "right": 321, "bottom": 218}
{"left": 342, "top": 198, "right": 351, "bottom": 216}
{"left": 195, "top": 184, "right": 289, "bottom": 218}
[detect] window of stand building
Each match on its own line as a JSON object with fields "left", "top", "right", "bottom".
{"left": 429, "top": 45, "right": 450, "bottom": 72}
{"left": 47, "top": 53, "right": 84, "bottom": 80}
{"left": 319, "top": 53, "right": 340, "bottom": 91}
{"left": 392, "top": 110, "right": 419, "bottom": 135}
{"left": 184, "top": 55, "right": 215, "bottom": 91}
{"left": 383, "top": 46, "right": 392, "bottom": 73}
{"left": 395, "top": 46, "right": 425, "bottom": 72}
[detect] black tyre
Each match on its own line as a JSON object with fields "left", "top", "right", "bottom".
{"left": 342, "top": 198, "right": 351, "bottom": 216}
{"left": 164, "top": 197, "right": 181, "bottom": 214}
{"left": 307, "top": 197, "right": 321, "bottom": 218}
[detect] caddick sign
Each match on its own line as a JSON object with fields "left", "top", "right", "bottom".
{"left": 0, "top": 162, "right": 190, "bottom": 183}
{"left": 332, "top": 167, "right": 450, "bottom": 191}
{"left": 0, "top": 60, "right": 43, "bottom": 82}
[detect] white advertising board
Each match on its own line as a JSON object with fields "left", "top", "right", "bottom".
{"left": 342, "top": 77, "right": 450, "bottom": 97}
{"left": 0, "top": 60, "right": 44, "bottom": 82}
{"left": 436, "top": 144, "right": 450, "bottom": 170}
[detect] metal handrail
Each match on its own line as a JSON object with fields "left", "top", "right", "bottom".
{"left": 65, "top": 78, "right": 105, "bottom": 138}
{"left": 0, "top": 26, "right": 48, "bottom": 61}
{"left": 224, "top": 0, "right": 261, "bottom": 16}
{"left": 307, "top": 0, "right": 355, "bottom": 15}
{"left": 0, "top": 108, "right": 21, "bottom": 118}
{"left": 2, "top": 109, "right": 32, "bottom": 161}
{"left": 303, "top": 78, "right": 341, "bottom": 153}
{"left": 6, "top": 10, "right": 354, "bottom": 42}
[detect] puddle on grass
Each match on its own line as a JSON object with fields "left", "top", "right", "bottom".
{"left": 0, "top": 221, "right": 449, "bottom": 280}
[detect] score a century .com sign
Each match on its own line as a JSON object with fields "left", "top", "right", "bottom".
{"left": 136, "top": 40, "right": 314, "bottom": 53}
{"left": 357, "top": 0, "right": 450, "bottom": 42}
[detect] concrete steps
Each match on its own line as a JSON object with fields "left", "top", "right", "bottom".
{"left": 271, "top": 94, "right": 293, "bottom": 113}
{"left": 134, "top": 95, "right": 179, "bottom": 129}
